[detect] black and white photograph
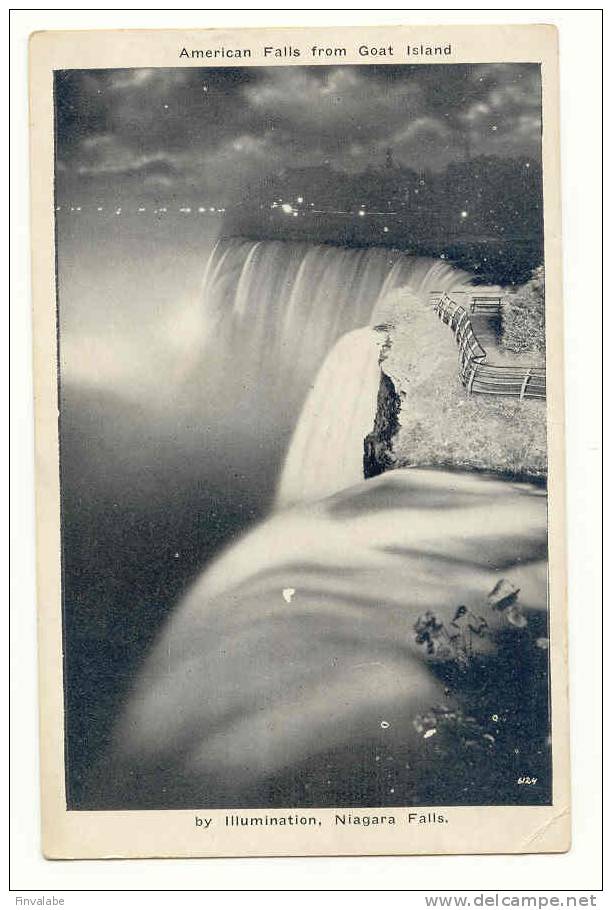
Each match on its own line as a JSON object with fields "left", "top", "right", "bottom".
{"left": 27, "top": 24, "right": 571, "bottom": 859}
{"left": 54, "top": 57, "right": 552, "bottom": 812}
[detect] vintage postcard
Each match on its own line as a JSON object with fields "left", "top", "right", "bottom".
{"left": 30, "top": 24, "right": 569, "bottom": 858}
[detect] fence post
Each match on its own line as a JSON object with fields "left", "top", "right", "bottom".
{"left": 519, "top": 369, "right": 532, "bottom": 401}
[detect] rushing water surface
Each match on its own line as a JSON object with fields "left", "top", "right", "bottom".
{"left": 111, "top": 467, "right": 551, "bottom": 810}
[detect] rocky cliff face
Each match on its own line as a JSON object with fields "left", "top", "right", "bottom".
{"left": 363, "top": 371, "right": 401, "bottom": 479}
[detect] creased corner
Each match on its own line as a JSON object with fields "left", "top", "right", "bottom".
{"left": 522, "top": 807, "right": 571, "bottom": 852}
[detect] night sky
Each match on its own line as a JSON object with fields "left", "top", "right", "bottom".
{"left": 55, "top": 63, "right": 542, "bottom": 206}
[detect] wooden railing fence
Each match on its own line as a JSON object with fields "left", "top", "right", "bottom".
{"left": 432, "top": 292, "right": 546, "bottom": 401}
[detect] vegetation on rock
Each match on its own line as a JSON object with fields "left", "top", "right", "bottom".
{"left": 409, "top": 577, "right": 550, "bottom": 805}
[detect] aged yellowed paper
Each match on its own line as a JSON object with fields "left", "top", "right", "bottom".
{"left": 30, "top": 24, "right": 569, "bottom": 858}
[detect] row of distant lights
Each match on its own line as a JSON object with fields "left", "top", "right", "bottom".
{"left": 58, "top": 203, "right": 469, "bottom": 221}
{"left": 58, "top": 200, "right": 469, "bottom": 225}
{"left": 271, "top": 196, "right": 392, "bottom": 229}
{"left": 271, "top": 196, "right": 470, "bottom": 226}
{"left": 55, "top": 205, "right": 227, "bottom": 215}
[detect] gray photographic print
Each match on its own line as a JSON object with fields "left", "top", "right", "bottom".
{"left": 32, "top": 26, "right": 569, "bottom": 857}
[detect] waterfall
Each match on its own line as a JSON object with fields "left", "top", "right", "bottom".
{"left": 276, "top": 327, "right": 387, "bottom": 508}
{"left": 201, "top": 239, "right": 462, "bottom": 398}
{"left": 199, "top": 238, "right": 468, "bottom": 504}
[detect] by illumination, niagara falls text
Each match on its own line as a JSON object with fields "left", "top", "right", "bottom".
{"left": 192, "top": 812, "right": 450, "bottom": 829}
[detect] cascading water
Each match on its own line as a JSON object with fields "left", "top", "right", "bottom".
{"left": 202, "top": 239, "right": 463, "bottom": 399}
{"left": 199, "top": 238, "right": 468, "bottom": 506}
{"left": 275, "top": 326, "right": 388, "bottom": 508}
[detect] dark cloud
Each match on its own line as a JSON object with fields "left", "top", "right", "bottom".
{"left": 55, "top": 64, "right": 541, "bottom": 204}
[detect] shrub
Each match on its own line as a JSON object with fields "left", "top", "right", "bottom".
{"left": 501, "top": 265, "right": 546, "bottom": 357}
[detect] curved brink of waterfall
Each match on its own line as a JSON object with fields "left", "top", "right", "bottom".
{"left": 200, "top": 238, "right": 470, "bottom": 508}
{"left": 201, "top": 239, "right": 466, "bottom": 395}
